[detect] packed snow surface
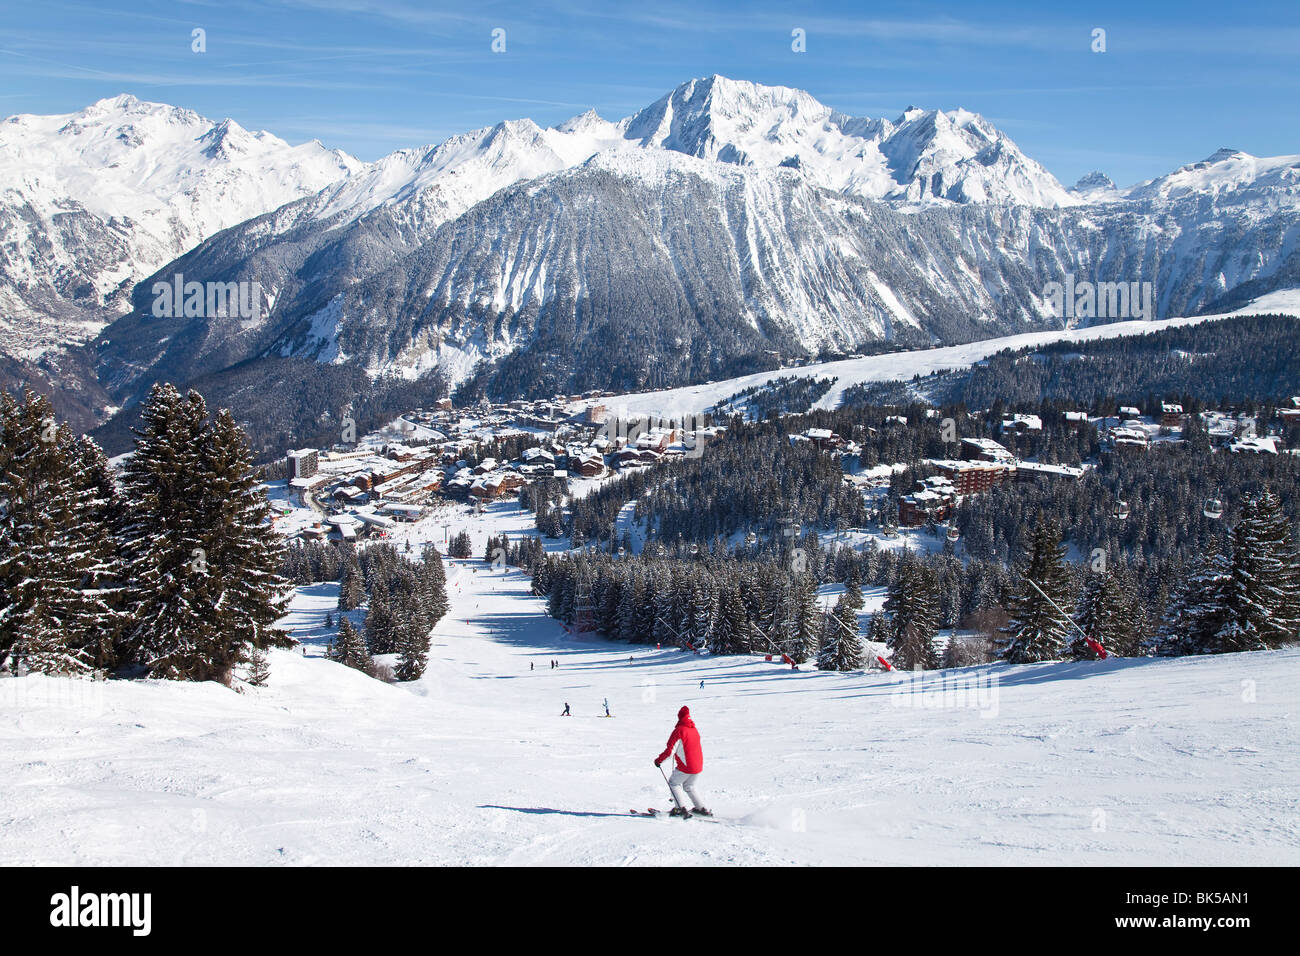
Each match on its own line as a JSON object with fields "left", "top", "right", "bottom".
{"left": 3, "top": 497, "right": 1297, "bottom": 865}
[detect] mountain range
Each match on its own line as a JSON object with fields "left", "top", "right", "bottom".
{"left": 2, "top": 76, "right": 1297, "bottom": 447}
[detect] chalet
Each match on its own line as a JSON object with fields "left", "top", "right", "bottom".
{"left": 332, "top": 485, "right": 369, "bottom": 505}
{"left": 960, "top": 437, "right": 1015, "bottom": 464}
{"left": 613, "top": 448, "right": 661, "bottom": 469}
{"left": 1000, "top": 414, "right": 1043, "bottom": 435}
{"left": 900, "top": 476, "right": 957, "bottom": 527}
{"left": 573, "top": 452, "right": 606, "bottom": 478}
{"left": 1230, "top": 436, "right": 1278, "bottom": 455}
{"left": 803, "top": 427, "right": 843, "bottom": 450}
{"left": 1064, "top": 411, "right": 1090, "bottom": 430}
{"left": 470, "top": 471, "right": 527, "bottom": 499}
{"left": 1015, "top": 461, "right": 1089, "bottom": 483}
{"left": 1161, "top": 403, "right": 1187, "bottom": 428}
{"left": 1109, "top": 425, "right": 1150, "bottom": 451}
{"left": 1118, "top": 406, "right": 1142, "bottom": 421}
{"left": 636, "top": 427, "right": 679, "bottom": 453}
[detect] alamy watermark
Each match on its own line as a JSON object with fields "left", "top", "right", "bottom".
{"left": 891, "top": 667, "right": 1000, "bottom": 718}
{"left": 152, "top": 273, "right": 262, "bottom": 324}
{"left": 596, "top": 408, "right": 709, "bottom": 459}
{"left": 1043, "top": 273, "right": 1153, "bottom": 322}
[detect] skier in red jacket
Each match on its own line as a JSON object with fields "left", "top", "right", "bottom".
{"left": 654, "top": 706, "right": 711, "bottom": 817}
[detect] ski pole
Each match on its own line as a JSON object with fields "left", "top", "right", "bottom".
{"left": 1024, "top": 576, "right": 1107, "bottom": 655}
{"left": 658, "top": 762, "right": 685, "bottom": 812}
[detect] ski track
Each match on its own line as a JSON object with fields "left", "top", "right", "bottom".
{"left": 2, "top": 499, "right": 1298, "bottom": 865}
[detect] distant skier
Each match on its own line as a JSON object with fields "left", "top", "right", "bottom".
{"left": 603, "top": 698, "right": 611, "bottom": 717}
{"left": 699, "top": 680, "right": 704, "bottom": 689}
{"left": 561, "top": 702, "right": 571, "bottom": 716}
{"left": 654, "top": 706, "right": 710, "bottom": 817}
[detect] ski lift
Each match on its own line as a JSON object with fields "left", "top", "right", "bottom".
{"left": 745, "top": 531, "right": 757, "bottom": 546}
{"left": 617, "top": 546, "right": 626, "bottom": 558}
{"left": 689, "top": 543, "right": 700, "bottom": 556}
{"left": 1113, "top": 500, "right": 1130, "bottom": 521}
{"left": 946, "top": 526, "right": 960, "bottom": 543}
{"left": 1203, "top": 498, "right": 1224, "bottom": 520}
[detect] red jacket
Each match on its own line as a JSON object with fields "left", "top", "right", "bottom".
{"left": 657, "top": 707, "right": 703, "bottom": 774}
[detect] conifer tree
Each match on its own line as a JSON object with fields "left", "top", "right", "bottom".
{"left": 1073, "top": 569, "right": 1141, "bottom": 658}
{"left": 786, "top": 574, "right": 822, "bottom": 664}
{"left": 394, "top": 618, "right": 431, "bottom": 681}
{"left": 364, "top": 576, "right": 397, "bottom": 654}
{"left": 1000, "top": 516, "right": 1074, "bottom": 663}
{"left": 245, "top": 646, "right": 271, "bottom": 686}
{"left": 1216, "top": 490, "right": 1300, "bottom": 651}
{"left": 818, "top": 592, "right": 864, "bottom": 671}
{"left": 0, "top": 390, "right": 109, "bottom": 675}
{"left": 119, "top": 391, "right": 290, "bottom": 682}
{"left": 884, "top": 557, "right": 941, "bottom": 670}
{"left": 329, "top": 617, "right": 372, "bottom": 673}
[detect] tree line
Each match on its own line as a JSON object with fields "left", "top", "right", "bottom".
{"left": 1, "top": 385, "right": 291, "bottom": 682}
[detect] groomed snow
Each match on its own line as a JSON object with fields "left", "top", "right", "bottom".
{"left": 3, "top": 497, "right": 1297, "bottom": 865}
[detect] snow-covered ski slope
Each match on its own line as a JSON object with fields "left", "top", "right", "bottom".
{"left": 3, "top": 498, "right": 1297, "bottom": 865}
{"left": 584, "top": 289, "right": 1300, "bottom": 418}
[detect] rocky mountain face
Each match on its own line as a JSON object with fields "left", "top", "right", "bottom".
{"left": 0, "top": 94, "right": 360, "bottom": 359}
{"left": 2, "top": 77, "right": 1297, "bottom": 443}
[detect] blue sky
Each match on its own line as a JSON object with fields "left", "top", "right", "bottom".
{"left": 2, "top": 0, "right": 1297, "bottom": 188}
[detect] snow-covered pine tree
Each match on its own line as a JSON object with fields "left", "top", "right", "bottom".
{"left": 245, "top": 646, "right": 271, "bottom": 686}
{"left": 119, "top": 385, "right": 219, "bottom": 678}
{"left": 364, "top": 576, "right": 397, "bottom": 654}
{"left": 69, "top": 435, "right": 129, "bottom": 669}
{"left": 884, "top": 557, "right": 941, "bottom": 670}
{"left": 818, "top": 591, "right": 864, "bottom": 671}
{"left": 1072, "top": 568, "right": 1141, "bottom": 658}
{"left": 338, "top": 559, "right": 365, "bottom": 611}
{"left": 786, "top": 573, "right": 821, "bottom": 664}
{"left": 329, "top": 617, "right": 372, "bottom": 672}
{"left": 193, "top": 408, "right": 292, "bottom": 678}
{"left": 418, "top": 543, "right": 449, "bottom": 629}
{"left": 393, "top": 616, "right": 430, "bottom": 681}
{"left": 999, "top": 515, "right": 1073, "bottom": 663}
{"left": 1216, "top": 490, "right": 1300, "bottom": 651}
{"left": 0, "top": 390, "right": 105, "bottom": 675}
{"left": 710, "top": 581, "right": 750, "bottom": 655}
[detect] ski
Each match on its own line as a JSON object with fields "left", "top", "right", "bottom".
{"left": 634, "top": 808, "right": 721, "bottom": 821}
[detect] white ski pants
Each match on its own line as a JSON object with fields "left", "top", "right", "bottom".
{"left": 668, "top": 768, "right": 704, "bottom": 808}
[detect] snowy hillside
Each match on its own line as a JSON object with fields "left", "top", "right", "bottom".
{"left": 0, "top": 94, "right": 359, "bottom": 356}
{"left": 584, "top": 290, "right": 1300, "bottom": 418}
{"left": 3, "top": 515, "right": 1296, "bottom": 865}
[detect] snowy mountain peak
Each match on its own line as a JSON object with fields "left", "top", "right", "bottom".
{"left": 1205, "top": 147, "right": 1246, "bottom": 163}
{"left": 614, "top": 76, "right": 1073, "bottom": 207}
{"left": 555, "top": 108, "right": 608, "bottom": 134}
{"left": 0, "top": 96, "right": 361, "bottom": 353}
{"left": 1126, "top": 147, "right": 1300, "bottom": 203}
{"left": 1073, "top": 171, "right": 1117, "bottom": 192}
